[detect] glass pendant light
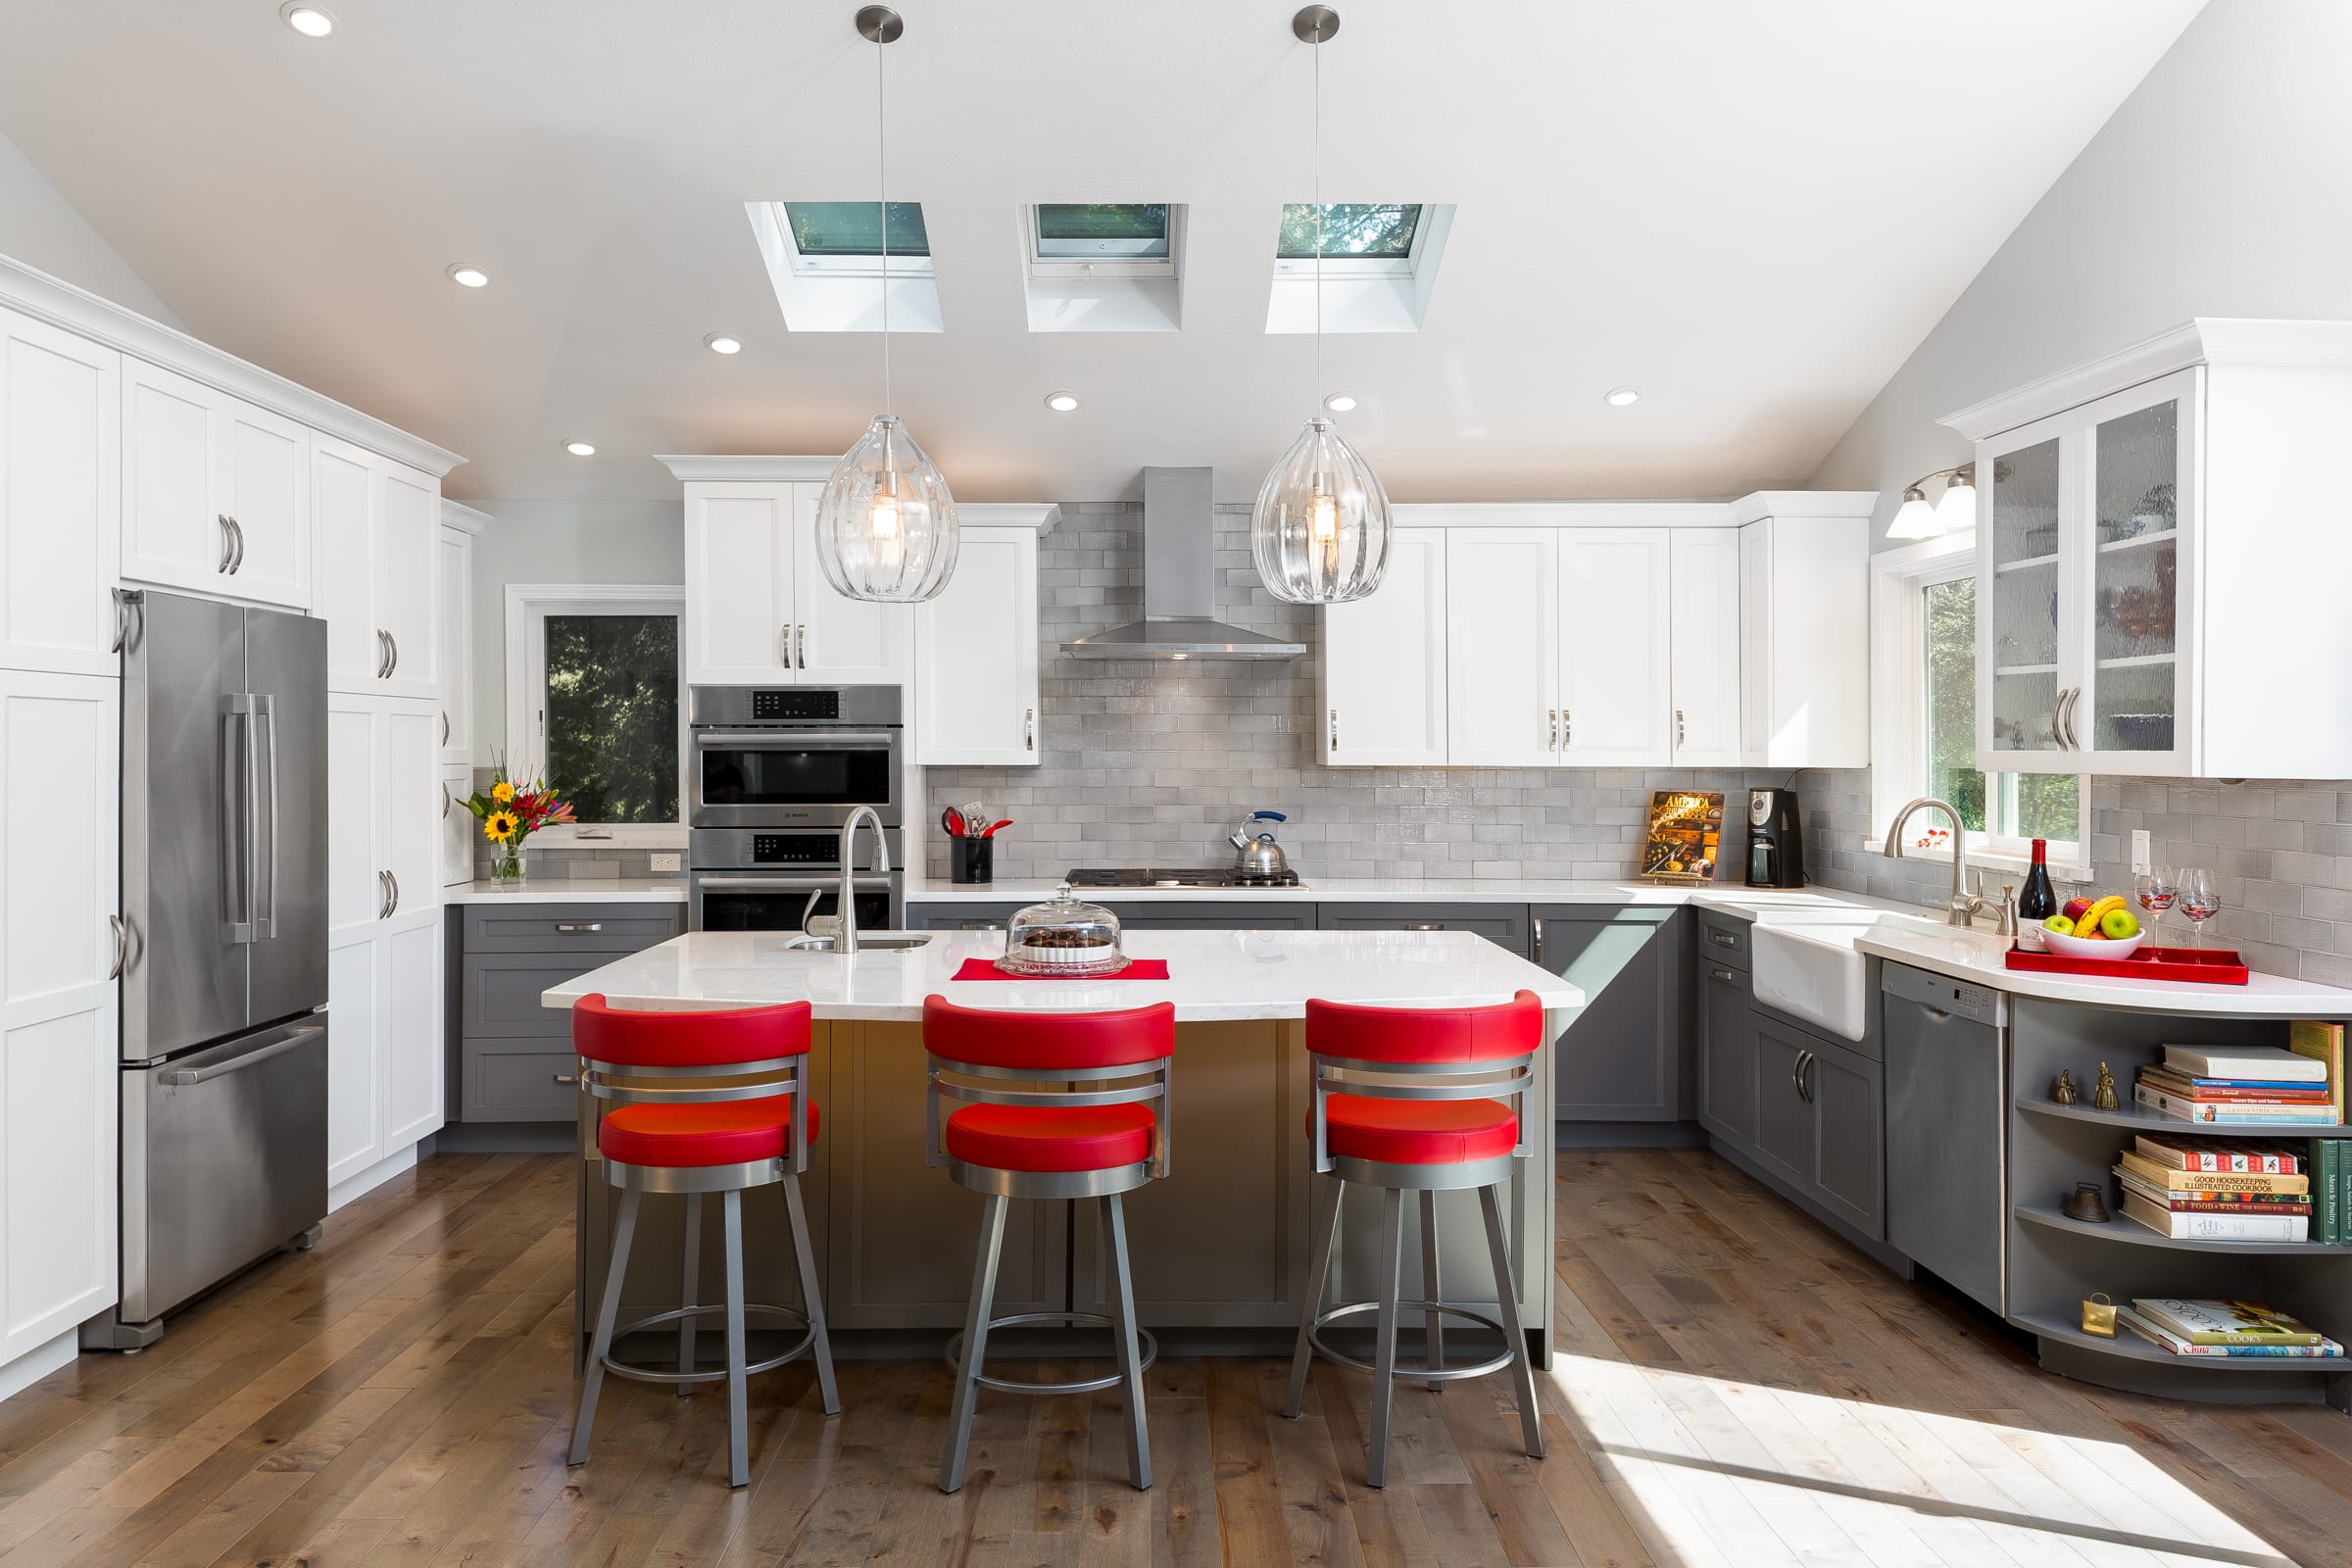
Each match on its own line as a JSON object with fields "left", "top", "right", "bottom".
{"left": 813, "top": 6, "right": 959, "bottom": 604}
{"left": 1250, "top": 6, "right": 1393, "bottom": 606}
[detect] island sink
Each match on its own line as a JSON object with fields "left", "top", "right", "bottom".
{"left": 781, "top": 933, "right": 934, "bottom": 954}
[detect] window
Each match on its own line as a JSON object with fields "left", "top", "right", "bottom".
{"left": 1276, "top": 202, "right": 1424, "bottom": 267}
{"left": 778, "top": 201, "right": 931, "bottom": 270}
{"left": 1020, "top": 204, "right": 1185, "bottom": 331}
{"left": 1873, "top": 534, "right": 2087, "bottom": 871}
{"left": 504, "top": 586, "right": 687, "bottom": 846}
{"left": 1264, "top": 202, "right": 1453, "bottom": 334}
{"left": 747, "top": 202, "right": 943, "bottom": 333}
{"left": 1033, "top": 203, "right": 1173, "bottom": 260}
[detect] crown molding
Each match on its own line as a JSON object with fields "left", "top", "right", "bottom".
{"left": 440, "top": 498, "right": 494, "bottom": 536}
{"left": 1940, "top": 318, "right": 2352, "bottom": 441}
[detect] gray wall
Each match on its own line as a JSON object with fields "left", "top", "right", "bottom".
{"left": 927, "top": 503, "right": 1808, "bottom": 884}
{"left": 0, "top": 128, "right": 182, "bottom": 327}
{"left": 1797, "top": 0, "right": 2352, "bottom": 982}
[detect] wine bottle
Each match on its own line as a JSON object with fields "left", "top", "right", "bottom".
{"left": 2019, "top": 837, "right": 2058, "bottom": 922}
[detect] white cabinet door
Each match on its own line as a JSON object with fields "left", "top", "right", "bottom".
{"left": 436, "top": 525, "right": 471, "bottom": 764}
{"left": 1667, "top": 529, "right": 1742, "bottom": 765}
{"left": 122, "top": 359, "right": 229, "bottom": 594}
{"left": 913, "top": 527, "right": 1038, "bottom": 764}
{"left": 0, "top": 670, "right": 120, "bottom": 1357}
{"left": 325, "top": 695, "right": 382, "bottom": 1184}
{"left": 1445, "top": 528, "right": 1558, "bottom": 766}
{"left": 324, "top": 931, "right": 380, "bottom": 1186}
{"left": 793, "top": 486, "right": 911, "bottom": 684}
{"left": 440, "top": 764, "right": 476, "bottom": 886}
{"left": 313, "top": 435, "right": 379, "bottom": 694}
{"left": 375, "top": 464, "right": 438, "bottom": 701}
{"left": 684, "top": 483, "right": 796, "bottom": 683}
{"left": 1558, "top": 530, "right": 1671, "bottom": 766}
{"left": 219, "top": 401, "right": 309, "bottom": 610}
{"left": 379, "top": 914, "right": 442, "bottom": 1152}
{"left": 1322, "top": 528, "right": 1446, "bottom": 765}
{"left": 380, "top": 704, "right": 438, "bottom": 919}
{"left": 0, "top": 309, "right": 120, "bottom": 677}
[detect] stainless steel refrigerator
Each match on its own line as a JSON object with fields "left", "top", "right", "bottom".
{"left": 83, "top": 590, "right": 330, "bottom": 1349}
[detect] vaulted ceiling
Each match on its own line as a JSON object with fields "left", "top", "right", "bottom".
{"left": 0, "top": 0, "right": 2201, "bottom": 503}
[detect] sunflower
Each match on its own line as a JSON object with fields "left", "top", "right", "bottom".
{"left": 483, "top": 810, "right": 519, "bottom": 843}
{"left": 491, "top": 780, "right": 515, "bottom": 805}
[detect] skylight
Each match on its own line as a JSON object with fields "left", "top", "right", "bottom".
{"left": 1033, "top": 204, "right": 1172, "bottom": 260}
{"left": 776, "top": 202, "right": 931, "bottom": 271}
{"left": 1276, "top": 203, "right": 1423, "bottom": 262}
{"left": 746, "top": 202, "right": 942, "bottom": 333}
{"left": 1264, "top": 202, "right": 1454, "bottom": 333}
{"left": 1020, "top": 203, "right": 1186, "bottom": 332}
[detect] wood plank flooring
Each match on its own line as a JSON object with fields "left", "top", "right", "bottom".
{"left": 0, "top": 1148, "right": 2344, "bottom": 1566}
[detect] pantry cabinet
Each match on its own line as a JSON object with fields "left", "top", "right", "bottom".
{"left": 681, "top": 481, "right": 910, "bottom": 686}
{"left": 0, "top": 308, "right": 119, "bottom": 677}
{"left": 121, "top": 359, "right": 311, "bottom": 611}
{"left": 1946, "top": 318, "right": 2352, "bottom": 779}
{"left": 313, "top": 434, "right": 440, "bottom": 701}
{"left": 913, "top": 525, "right": 1039, "bottom": 764}
{"left": 437, "top": 501, "right": 488, "bottom": 765}
{"left": 1321, "top": 527, "right": 1447, "bottom": 765}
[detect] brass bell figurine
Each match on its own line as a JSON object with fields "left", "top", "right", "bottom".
{"left": 2062, "top": 1181, "right": 2112, "bottom": 1224}
{"left": 2092, "top": 1061, "right": 2121, "bottom": 1112}
{"left": 2052, "top": 1067, "right": 2080, "bottom": 1105}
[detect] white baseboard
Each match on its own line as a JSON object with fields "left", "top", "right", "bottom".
{"left": 327, "top": 1142, "right": 421, "bottom": 1214}
{"left": 0, "top": 1329, "right": 80, "bottom": 1406}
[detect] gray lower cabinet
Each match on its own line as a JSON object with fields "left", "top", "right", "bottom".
{"left": 903, "top": 902, "right": 1023, "bottom": 931}
{"left": 1534, "top": 905, "right": 1684, "bottom": 1121}
{"left": 1315, "top": 903, "right": 1531, "bottom": 958}
{"left": 1696, "top": 957, "right": 1757, "bottom": 1145}
{"left": 906, "top": 899, "right": 1319, "bottom": 933}
{"left": 1750, "top": 1012, "right": 1884, "bottom": 1241}
{"left": 457, "top": 901, "right": 683, "bottom": 1123}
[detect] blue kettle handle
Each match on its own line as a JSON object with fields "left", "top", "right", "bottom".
{"left": 1250, "top": 810, "right": 1287, "bottom": 823}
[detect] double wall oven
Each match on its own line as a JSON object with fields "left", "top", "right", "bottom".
{"left": 688, "top": 685, "right": 903, "bottom": 932}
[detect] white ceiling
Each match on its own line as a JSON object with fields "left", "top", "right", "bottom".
{"left": 0, "top": 0, "right": 2202, "bottom": 505}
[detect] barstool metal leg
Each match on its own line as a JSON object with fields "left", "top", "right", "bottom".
{"left": 1102, "top": 1193, "right": 1152, "bottom": 1491}
{"left": 568, "top": 1183, "right": 641, "bottom": 1466}
{"left": 1367, "top": 1185, "right": 1403, "bottom": 1489}
{"left": 676, "top": 1190, "right": 702, "bottom": 1396}
{"left": 1479, "top": 1183, "right": 1544, "bottom": 1460}
{"left": 1283, "top": 1174, "right": 1343, "bottom": 1419}
{"left": 1419, "top": 1189, "right": 1445, "bottom": 1392}
{"left": 781, "top": 1173, "right": 840, "bottom": 1416}
{"left": 940, "top": 1192, "right": 1008, "bottom": 1494}
{"left": 721, "top": 1187, "right": 751, "bottom": 1488}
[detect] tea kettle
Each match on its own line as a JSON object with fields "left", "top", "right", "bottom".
{"left": 1229, "top": 810, "right": 1290, "bottom": 878}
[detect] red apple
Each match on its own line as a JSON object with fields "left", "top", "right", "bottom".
{"left": 2062, "top": 897, "right": 2094, "bottom": 923}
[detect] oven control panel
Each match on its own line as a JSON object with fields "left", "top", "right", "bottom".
{"left": 751, "top": 834, "right": 833, "bottom": 863}
{"left": 750, "top": 689, "right": 841, "bottom": 721}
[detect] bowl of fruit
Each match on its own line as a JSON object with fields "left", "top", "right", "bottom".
{"left": 2037, "top": 894, "right": 2143, "bottom": 959}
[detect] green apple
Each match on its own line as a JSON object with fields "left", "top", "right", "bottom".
{"left": 2041, "top": 914, "right": 2076, "bottom": 936}
{"left": 2100, "top": 907, "right": 2140, "bottom": 940}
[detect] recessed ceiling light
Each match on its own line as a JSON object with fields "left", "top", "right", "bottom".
{"left": 562, "top": 439, "right": 596, "bottom": 458}
{"left": 1604, "top": 386, "right": 1641, "bottom": 407}
{"left": 1043, "top": 391, "right": 1080, "bottom": 413}
{"left": 704, "top": 333, "right": 743, "bottom": 355}
{"left": 1322, "top": 392, "right": 1358, "bottom": 413}
{"left": 280, "top": 3, "right": 334, "bottom": 37}
{"left": 446, "top": 264, "right": 491, "bottom": 289}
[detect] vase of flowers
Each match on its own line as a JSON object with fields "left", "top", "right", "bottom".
{"left": 465, "top": 769, "right": 576, "bottom": 881}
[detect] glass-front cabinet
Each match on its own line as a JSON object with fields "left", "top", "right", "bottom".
{"left": 1975, "top": 367, "right": 2197, "bottom": 775}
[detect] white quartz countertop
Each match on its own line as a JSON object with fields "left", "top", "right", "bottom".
{"left": 446, "top": 877, "right": 689, "bottom": 905}
{"left": 539, "top": 928, "right": 1583, "bottom": 1023}
{"left": 1856, "top": 924, "right": 2352, "bottom": 1016}
{"left": 905, "top": 876, "right": 1925, "bottom": 911}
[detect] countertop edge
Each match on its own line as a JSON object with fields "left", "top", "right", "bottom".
{"left": 444, "top": 879, "right": 690, "bottom": 905}
{"left": 1856, "top": 932, "right": 2352, "bottom": 1015}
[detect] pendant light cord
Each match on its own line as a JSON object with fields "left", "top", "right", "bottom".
{"left": 1311, "top": 24, "right": 1322, "bottom": 409}
{"left": 876, "top": 28, "right": 892, "bottom": 418}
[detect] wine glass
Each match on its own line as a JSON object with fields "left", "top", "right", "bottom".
{"left": 2176, "top": 867, "right": 2220, "bottom": 950}
{"left": 2136, "top": 865, "right": 2178, "bottom": 944}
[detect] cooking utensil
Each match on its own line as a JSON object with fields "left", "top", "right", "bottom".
{"left": 981, "top": 818, "right": 1013, "bottom": 838}
{"left": 942, "top": 807, "right": 966, "bottom": 837}
{"left": 1228, "top": 809, "right": 1290, "bottom": 879}
{"left": 962, "top": 802, "right": 985, "bottom": 833}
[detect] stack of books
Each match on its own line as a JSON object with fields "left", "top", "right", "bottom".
{"left": 2115, "top": 1137, "right": 2311, "bottom": 1241}
{"left": 2115, "top": 1298, "right": 2343, "bottom": 1358}
{"left": 2134, "top": 1043, "right": 2342, "bottom": 1127}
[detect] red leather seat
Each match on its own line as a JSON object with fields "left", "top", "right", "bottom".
{"left": 1316, "top": 1094, "right": 1518, "bottom": 1165}
{"left": 598, "top": 1097, "right": 817, "bottom": 1168}
{"left": 944, "top": 1102, "right": 1154, "bottom": 1173}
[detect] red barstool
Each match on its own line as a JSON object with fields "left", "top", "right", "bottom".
{"left": 565, "top": 995, "right": 840, "bottom": 1489}
{"left": 922, "top": 995, "right": 1174, "bottom": 1494}
{"left": 1282, "top": 989, "right": 1546, "bottom": 1488}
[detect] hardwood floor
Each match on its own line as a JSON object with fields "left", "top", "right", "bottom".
{"left": 0, "top": 1149, "right": 2345, "bottom": 1566}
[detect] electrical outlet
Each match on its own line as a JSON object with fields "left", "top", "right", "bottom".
{"left": 2130, "top": 830, "right": 2151, "bottom": 875}
{"left": 650, "top": 852, "right": 681, "bottom": 873}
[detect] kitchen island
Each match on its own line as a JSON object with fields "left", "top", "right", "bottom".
{"left": 543, "top": 928, "right": 1580, "bottom": 1364}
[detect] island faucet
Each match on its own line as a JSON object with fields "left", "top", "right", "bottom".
{"left": 1882, "top": 796, "right": 2003, "bottom": 929}
{"left": 832, "top": 804, "right": 890, "bottom": 954}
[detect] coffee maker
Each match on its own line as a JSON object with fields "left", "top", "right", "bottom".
{"left": 1745, "top": 788, "right": 1805, "bottom": 888}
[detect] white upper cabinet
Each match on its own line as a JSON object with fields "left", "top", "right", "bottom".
{"left": 914, "top": 526, "right": 1040, "bottom": 765}
{"left": 1446, "top": 527, "right": 1560, "bottom": 767}
{"left": 375, "top": 463, "right": 438, "bottom": 700}
{"left": 0, "top": 308, "right": 119, "bottom": 677}
{"left": 1948, "top": 320, "right": 2352, "bottom": 779}
{"left": 439, "top": 763, "right": 475, "bottom": 887}
{"left": 1734, "top": 496, "right": 1872, "bottom": 769}
{"left": 311, "top": 435, "right": 440, "bottom": 699}
{"left": 313, "top": 435, "right": 377, "bottom": 690}
{"left": 121, "top": 359, "right": 309, "bottom": 610}
{"left": 435, "top": 507, "right": 484, "bottom": 765}
{"left": 1322, "top": 527, "right": 1446, "bottom": 766}
{"left": 1559, "top": 530, "right": 1672, "bottom": 766}
{"left": 684, "top": 481, "right": 910, "bottom": 687}
{"left": 1668, "top": 529, "right": 1742, "bottom": 765}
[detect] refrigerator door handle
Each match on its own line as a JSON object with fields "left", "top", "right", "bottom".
{"left": 221, "top": 698, "right": 260, "bottom": 943}
{"left": 258, "top": 694, "right": 280, "bottom": 940}
{"left": 163, "top": 1023, "right": 323, "bottom": 1087}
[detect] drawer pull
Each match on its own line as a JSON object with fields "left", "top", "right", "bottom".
{"left": 555, "top": 922, "right": 605, "bottom": 933}
{"left": 1400, "top": 922, "right": 1446, "bottom": 931}
{"left": 554, "top": 1073, "right": 578, "bottom": 1085}
{"left": 1709, "top": 929, "right": 1739, "bottom": 948}
{"left": 1710, "top": 966, "right": 1736, "bottom": 984}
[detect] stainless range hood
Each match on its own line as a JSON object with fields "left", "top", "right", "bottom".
{"left": 1059, "top": 466, "right": 1307, "bottom": 661}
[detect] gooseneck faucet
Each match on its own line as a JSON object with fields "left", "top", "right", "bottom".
{"left": 836, "top": 805, "right": 890, "bottom": 954}
{"left": 1882, "top": 796, "right": 2002, "bottom": 929}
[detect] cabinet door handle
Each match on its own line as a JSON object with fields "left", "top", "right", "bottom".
{"left": 111, "top": 588, "right": 142, "bottom": 654}
{"left": 2062, "top": 686, "right": 2085, "bottom": 750}
{"left": 1789, "top": 1051, "right": 1803, "bottom": 1097}
{"left": 1532, "top": 916, "right": 1544, "bottom": 967}
{"left": 226, "top": 516, "right": 245, "bottom": 574}
{"left": 1676, "top": 709, "right": 1687, "bottom": 749}
{"left": 1799, "top": 1050, "right": 1817, "bottom": 1102}
{"left": 441, "top": 710, "right": 451, "bottom": 747}
{"left": 555, "top": 922, "right": 605, "bottom": 933}
{"left": 1399, "top": 922, "right": 1446, "bottom": 931}
{"left": 108, "top": 915, "right": 128, "bottom": 981}
{"left": 795, "top": 623, "right": 807, "bottom": 669}
{"left": 385, "top": 631, "right": 399, "bottom": 677}
{"left": 376, "top": 870, "right": 390, "bottom": 919}
{"left": 374, "top": 630, "right": 388, "bottom": 679}
{"left": 779, "top": 624, "right": 792, "bottom": 668}
{"left": 218, "top": 514, "right": 235, "bottom": 572}
{"left": 1025, "top": 708, "right": 1036, "bottom": 752}
{"left": 1710, "top": 966, "right": 1735, "bottom": 984}
{"left": 387, "top": 870, "right": 400, "bottom": 915}
{"left": 554, "top": 1074, "right": 578, "bottom": 1085}
{"left": 442, "top": 782, "right": 452, "bottom": 819}
{"left": 1548, "top": 709, "right": 1559, "bottom": 750}
{"left": 1329, "top": 709, "right": 1339, "bottom": 751}
{"left": 1562, "top": 710, "right": 1571, "bottom": 747}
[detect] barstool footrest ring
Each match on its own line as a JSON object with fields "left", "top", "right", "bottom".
{"left": 944, "top": 1310, "right": 1159, "bottom": 1396}
{"left": 600, "top": 1302, "right": 817, "bottom": 1385}
{"left": 1304, "top": 1298, "right": 1514, "bottom": 1382}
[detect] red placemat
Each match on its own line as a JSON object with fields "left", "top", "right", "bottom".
{"left": 2005, "top": 945, "right": 2251, "bottom": 985}
{"left": 952, "top": 957, "right": 1170, "bottom": 982}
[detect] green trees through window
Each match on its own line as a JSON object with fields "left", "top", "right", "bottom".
{"left": 544, "top": 613, "right": 679, "bottom": 825}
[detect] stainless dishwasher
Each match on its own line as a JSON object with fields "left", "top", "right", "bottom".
{"left": 1882, "top": 962, "right": 2006, "bottom": 1312}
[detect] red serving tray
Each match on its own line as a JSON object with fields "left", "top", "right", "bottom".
{"left": 952, "top": 957, "right": 1170, "bottom": 982}
{"left": 2005, "top": 945, "right": 2250, "bottom": 985}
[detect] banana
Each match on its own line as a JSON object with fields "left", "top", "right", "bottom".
{"left": 2082, "top": 895, "right": 2128, "bottom": 929}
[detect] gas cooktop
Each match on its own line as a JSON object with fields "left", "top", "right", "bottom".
{"left": 1065, "top": 867, "right": 1304, "bottom": 889}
